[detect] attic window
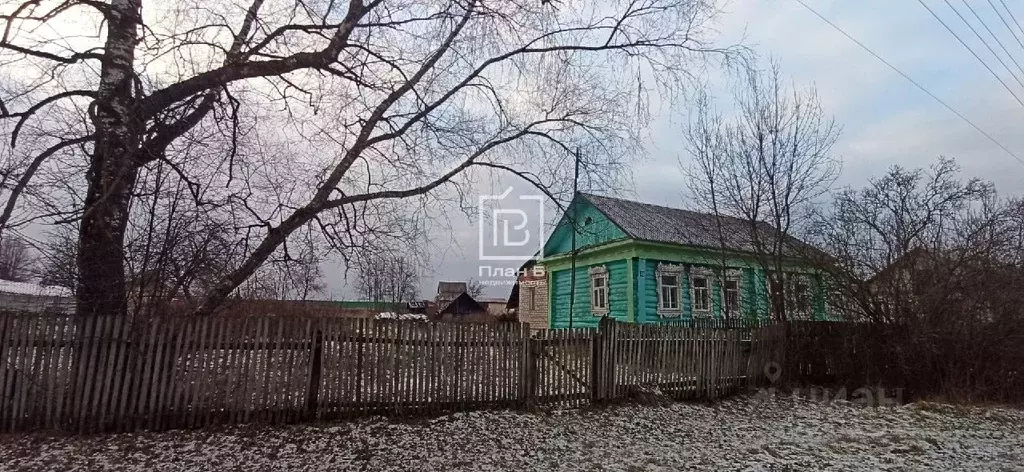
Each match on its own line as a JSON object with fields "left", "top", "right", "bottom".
{"left": 584, "top": 216, "right": 593, "bottom": 226}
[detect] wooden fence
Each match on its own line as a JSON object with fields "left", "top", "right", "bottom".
{"left": 0, "top": 314, "right": 784, "bottom": 433}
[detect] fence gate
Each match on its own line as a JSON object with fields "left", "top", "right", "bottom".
{"left": 529, "top": 328, "right": 594, "bottom": 407}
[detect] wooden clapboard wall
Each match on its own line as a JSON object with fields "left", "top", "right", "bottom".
{"left": 0, "top": 313, "right": 782, "bottom": 433}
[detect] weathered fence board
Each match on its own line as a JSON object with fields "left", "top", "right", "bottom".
{"left": 0, "top": 313, "right": 778, "bottom": 433}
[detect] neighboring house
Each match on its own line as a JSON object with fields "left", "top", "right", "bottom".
{"left": 475, "top": 297, "right": 509, "bottom": 317}
{"left": 865, "top": 247, "right": 1018, "bottom": 323}
{"left": 436, "top": 281, "right": 468, "bottom": 307}
{"left": 529, "top": 193, "right": 828, "bottom": 329}
{"left": 508, "top": 259, "right": 548, "bottom": 328}
{"left": 433, "top": 282, "right": 509, "bottom": 321}
{"left": 435, "top": 291, "right": 487, "bottom": 319}
{"left": 407, "top": 300, "right": 428, "bottom": 314}
{"left": 0, "top": 280, "right": 73, "bottom": 313}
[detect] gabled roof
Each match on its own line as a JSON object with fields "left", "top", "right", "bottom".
{"left": 437, "top": 291, "right": 485, "bottom": 315}
{"left": 579, "top": 193, "right": 810, "bottom": 256}
{"left": 436, "top": 281, "right": 467, "bottom": 296}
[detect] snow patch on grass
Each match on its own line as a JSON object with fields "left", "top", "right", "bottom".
{"left": 1, "top": 395, "right": 1021, "bottom": 471}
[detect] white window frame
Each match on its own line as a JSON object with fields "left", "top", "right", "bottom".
{"left": 656, "top": 263, "right": 684, "bottom": 317}
{"left": 723, "top": 269, "right": 742, "bottom": 316}
{"left": 690, "top": 267, "right": 713, "bottom": 317}
{"left": 589, "top": 265, "right": 609, "bottom": 315}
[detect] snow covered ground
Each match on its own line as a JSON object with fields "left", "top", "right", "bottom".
{"left": 1, "top": 394, "right": 1022, "bottom": 471}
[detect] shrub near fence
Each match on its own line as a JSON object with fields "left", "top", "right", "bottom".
{"left": 783, "top": 321, "right": 1024, "bottom": 404}
{"left": 0, "top": 313, "right": 782, "bottom": 433}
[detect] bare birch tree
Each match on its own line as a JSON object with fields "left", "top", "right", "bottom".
{"left": 0, "top": 234, "right": 34, "bottom": 281}
{"left": 355, "top": 254, "right": 419, "bottom": 305}
{"left": 1, "top": 0, "right": 739, "bottom": 317}
{"left": 808, "top": 157, "right": 996, "bottom": 323}
{"left": 684, "top": 61, "right": 840, "bottom": 321}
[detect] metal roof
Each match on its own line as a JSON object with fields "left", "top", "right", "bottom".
{"left": 0, "top": 280, "right": 72, "bottom": 298}
{"left": 580, "top": 193, "right": 807, "bottom": 255}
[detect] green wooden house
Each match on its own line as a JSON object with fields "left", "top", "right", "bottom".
{"left": 525, "top": 193, "right": 828, "bottom": 329}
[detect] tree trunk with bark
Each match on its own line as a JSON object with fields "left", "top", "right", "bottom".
{"left": 76, "top": 0, "right": 143, "bottom": 318}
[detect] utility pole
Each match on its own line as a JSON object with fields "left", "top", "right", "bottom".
{"left": 567, "top": 148, "right": 581, "bottom": 329}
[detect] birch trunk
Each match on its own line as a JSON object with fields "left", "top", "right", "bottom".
{"left": 76, "top": 0, "right": 142, "bottom": 318}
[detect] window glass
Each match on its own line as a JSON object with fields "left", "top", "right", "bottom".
{"left": 659, "top": 274, "right": 679, "bottom": 310}
{"left": 591, "top": 273, "right": 608, "bottom": 312}
{"left": 692, "top": 276, "right": 710, "bottom": 312}
{"left": 794, "top": 279, "right": 811, "bottom": 314}
{"left": 724, "top": 279, "right": 740, "bottom": 314}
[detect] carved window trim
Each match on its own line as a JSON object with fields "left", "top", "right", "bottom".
{"left": 656, "top": 263, "right": 684, "bottom": 317}
{"left": 690, "top": 266, "right": 713, "bottom": 317}
{"left": 723, "top": 269, "right": 742, "bottom": 316}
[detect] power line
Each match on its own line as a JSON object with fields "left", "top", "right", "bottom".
{"left": 792, "top": 0, "right": 1024, "bottom": 165}
{"left": 989, "top": 0, "right": 1024, "bottom": 60}
{"left": 997, "top": 0, "right": 1024, "bottom": 41}
{"left": 919, "top": 0, "right": 1024, "bottom": 108}
{"left": 943, "top": 0, "right": 1024, "bottom": 92}
{"left": 961, "top": 0, "right": 1024, "bottom": 82}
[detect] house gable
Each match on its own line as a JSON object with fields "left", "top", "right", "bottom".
{"left": 543, "top": 195, "right": 629, "bottom": 257}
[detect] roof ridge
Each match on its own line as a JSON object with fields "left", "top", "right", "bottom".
{"left": 569, "top": 191, "right": 821, "bottom": 257}
{"left": 579, "top": 192, "right": 755, "bottom": 226}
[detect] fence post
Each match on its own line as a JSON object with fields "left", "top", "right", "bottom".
{"left": 781, "top": 321, "right": 792, "bottom": 388}
{"left": 521, "top": 333, "right": 538, "bottom": 408}
{"left": 518, "top": 324, "right": 528, "bottom": 407}
{"left": 591, "top": 317, "right": 612, "bottom": 403}
{"left": 589, "top": 322, "right": 600, "bottom": 403}
{"left": 305, "top": 327, "right": 323, "bottom": 419}
{"left": 354, "top": 319, "right": 364, "bottom": 411}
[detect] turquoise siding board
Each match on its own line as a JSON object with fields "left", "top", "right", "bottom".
{"left": 636, "top": 259, "right": 692, "bottom": 324}
{"left": 752, "top": 268, "right": 769, "bottom": 319}
{"left": 635, "top": 261, "right": 775, "bottom": 324}
{"left": 743, "top": 267, "right": 765, "bottom": 321}
{"left": 541, "top": 233, "right": 830, "bottom": 326}
{"left": 629, "top": 257, "right": 638, "bottom": 322}
{"left": 544, "top": 200, "right": 628, "bottom": 257}
{"left": 550, "top": 260, "right": 629, "bottom": 328}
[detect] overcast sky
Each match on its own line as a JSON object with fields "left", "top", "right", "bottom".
{"left": 321, "top": 0, "right": 1024, "bottom": 301}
